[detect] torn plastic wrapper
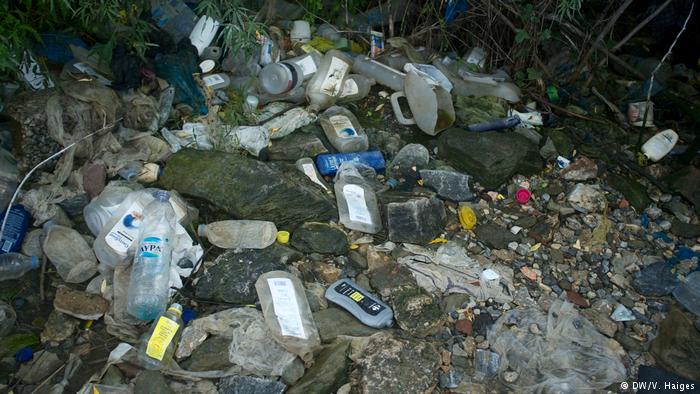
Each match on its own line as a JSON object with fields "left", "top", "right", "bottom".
{"left": 398, "top": 242, "right": 514, "bottom": 303}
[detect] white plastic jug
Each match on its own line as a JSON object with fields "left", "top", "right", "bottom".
{"left": 390, "top": 68, "right": 455, "bottom": 136}
{"left": 641, "top": 129, "right": 678, "bottom": 162}
{"left": 189, "top": 16, "right": 220, "bottom": 56}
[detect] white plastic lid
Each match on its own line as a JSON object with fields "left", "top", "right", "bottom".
{"left": 200, "top": 59, "right": 216, "bottom": 73}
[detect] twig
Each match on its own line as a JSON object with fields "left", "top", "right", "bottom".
{"left": 641, "top": 3, "right": 694, "bottom": 129}
{"left": 569, "top": 0, "right": 633, "bottom": 83}
{"left": 533, "top": 96, "right": 607, "bottom": 124}
{"left": 28, "top": 364, "right": 65, "bottom": 394}
{"left": 0, "top": 118, "right": 122, "bottom": 241}
{"left": 611, "top": 0, "right": 673, "bottom": 53}
{"left": 39, "top": 255, "right": 46, "bottom": 301}
{"left": 591, "top": 87, "right": 627, "bottom": 126}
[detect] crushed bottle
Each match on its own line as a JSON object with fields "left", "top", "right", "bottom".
{"left": 334, "top": 162, "right": 382, "bottom": 234}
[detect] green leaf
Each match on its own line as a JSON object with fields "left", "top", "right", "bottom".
{"left": 515, "top": 29, "right": 530, "bottom": 44}
{"left": 541, "top": 28, "right": 552, "bottom": 41}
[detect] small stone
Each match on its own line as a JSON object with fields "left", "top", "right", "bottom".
{"left": 528, "top": 323, "right": 542, "bottom": 335}
{"left": 503, "top": 371, "right": 519, "bottom": 383}
{"left": 565, "top": 290, "right": 589, "bottom": 308}
{"left": 133, "top": 370, "right": 173, "bottom": 394}
{"left": 567, "top": 184, "right": 606, "bottom": 213}
{"left": 455, "top": 319, "right": 473, "bottom": 336}
{"left": 619, "top": 199, "right": 630, "bottom": 209}
{"left": 520, "top": 266, "right": 538, "bottom": 281}
{"left": 219, "top": 376, "right": 286, "bottom": 394}
{"left": 40, "top": 311, "right": 79, "bottom": 343}
{"left": 53, "top": 286, "right": 109, "bottom": 320}
{"left": 561, "top": 156, "right": 598, "bottom": 181}
{"left": 312, "top": 262, "right": 342, "bottom": 283}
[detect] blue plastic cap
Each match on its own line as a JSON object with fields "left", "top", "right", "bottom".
{"left": 153, "top": 191, "right": 171, "bottom": 202}
{"left": 182, "top": 308, "right": 197, "bottom": 324}
{"left": 30, "top": 256, "right": 39, "bottom": 269}
{"left": 15, "top": 346, "right": 33, "bottom": 363}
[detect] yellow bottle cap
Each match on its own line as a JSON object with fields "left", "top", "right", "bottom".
{"left": 277, "top": 231, "right": 290, "bottom": 244}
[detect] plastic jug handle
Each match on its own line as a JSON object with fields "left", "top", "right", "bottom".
{"left": 390, "top": 91, "right": 416, "bottom": 125}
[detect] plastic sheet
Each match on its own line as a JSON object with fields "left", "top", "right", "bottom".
{"left": 488, "top": 299, "right": 626, "bottom": 393}
{"left": 227, "top": 308, "right": 298, "bottom": 376}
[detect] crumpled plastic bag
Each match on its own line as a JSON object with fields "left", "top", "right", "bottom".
{"left": 218, "top": 125, "right": 270, "bottom": 157}
{"left": 121, "top": 91, "right": 159, "bottom": 132}
{"left": 227, "top": 308, "right": 298, "bottom": 376}
{"left": 488, "top": 298, "right": 626, "bottom": 393}
{"left": 161, "top": 125, "right": 213, "bottom": 152}
{"left": 264, "top": 107, "right": 316, "bottom": 140}
{"left": 398, "top": 242, "right": 514, "bottom": 303}
{"left": 177, "top": 308, "right": 249, "bottom": 359}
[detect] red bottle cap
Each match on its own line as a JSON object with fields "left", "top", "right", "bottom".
{"left": 515, "top": 188, "right": 531, "bottom": 204}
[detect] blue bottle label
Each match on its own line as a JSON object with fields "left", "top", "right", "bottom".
{"left": 140, "top": 236, "right": 163, "bottom": 258}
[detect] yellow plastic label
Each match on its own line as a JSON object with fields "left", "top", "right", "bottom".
{"left": 146, "top": 317, "right": 179, "bottom": 361}
{"left": 350, "top": 291, "right": 365, "bottom": 302}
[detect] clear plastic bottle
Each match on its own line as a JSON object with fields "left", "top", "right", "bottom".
{"left": 352, "top": 56, "right": 406, "bottom": 92}
{"left": 285, "top": 52, "right": 321, "bottom": 80}
{"left": 338, "top": 74, "right": 375, "bottom": 103}
{"left": 137, "top": 303, "right": 183, "bottom": 370}
{"left": 259, "top": 62, "right": 304, "bottom": 95}
{"left": 127, "top": 191, "right": 176, "bottom": 321}
{"left": 305, "top": 50, "right": 352, "bottom": 113}
{"left": 84, "top": 182, "right": 142, "bottom": 236}
{"left": 319, "top": 106, "right": 369, "bottom": 153}
{"left": 255, "top": 271, "right": 321, "bottom": 362}
{"left": 43, "top": 221, "right": 98, "bottom": 283}
{"left": 197, "top": 220, "right": 277, "bottom": 249}
{"left": 295, "top": 158, "right": 330, "bottom": 192}
{"left": 0, "top": 253, "right": 38, "bottom": 281}
{"left": 0, "top": 148, "right": 18, "bottom": 212}
{"left": 334, "top": 163, "right": 382, "bottom": 233}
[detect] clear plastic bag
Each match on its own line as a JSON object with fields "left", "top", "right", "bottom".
{"left": 227, "top": 308, "right": 297, "bottom": 376}
{"left": 487, "top": 298, "right": 626, "bottom": 393}
{"left": 255, "top": 271, "right": 321, "bottom": 364}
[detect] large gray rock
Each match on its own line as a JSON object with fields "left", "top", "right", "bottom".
{"left": 387, "top": 144, "right": 430, "bottom": 179}
{"left": 159, "top": 149, "right": 337, "bottom": 229}
{"left": 419, "top": 170, "right": 473, "bottom": 201}
{"left": 385, "top": 194, "right": 446, "bottom": 244}
{"left": 438, "top": 130, "right": 542, "bottom": 189}
{"left": 195, "top": 245, "right": 302, "bottom": 304}
{"left": 351, "top": 333, "right": 439, "bottom": 393}
{"left": 287, "top": 340, "right": 351, "bottom": 394}
{"left": 133, "top": 370, "right": 173, "bottom": 394}
{"left": 267, "top": 133, "right": 328, "bottom": 161}
{"left": 290, "top": 222, "right": 348, "bottom": 255}
{"left": 181, "top": 336, "right": 234, "bottom": 372}
{"left": 314, "top": 308, "right": 379, "bottom": 343}
{"left": 649, "top": 309, "right": 700, "bottom": 382}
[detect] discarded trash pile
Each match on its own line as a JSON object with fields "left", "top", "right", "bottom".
{"left": 0, "top": 0, "right": 699, "bottom": 393}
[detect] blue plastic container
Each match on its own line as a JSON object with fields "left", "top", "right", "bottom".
{"left": 315, "top": 151, "right": 386, "bottom": 177}
{"left": 0, "top": 205, "right": 31, "bottom": 254}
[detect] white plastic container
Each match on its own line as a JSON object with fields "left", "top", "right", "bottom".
{"left": 286, "top": 52, "right": 322, "bottom": 80}
{"left": 641, "top": 129, "right": 678, "bottom": 162}
{"left": 352, "top": 56, "right": 405, "bottom": 92}
{"left": 338, "top": 74, "right": 375, "bottom": 103}
{"left": 334, "top": 163, "right": 382, "bottom": 234}
{"left": 198, "top": 220, "right": 277, "bottom": 249}
{"left": 319, "top": 106, "right": 369, "bottom": 152}
{"left": 84, "top": 183, "right": 138, "bottom": 236}
{"left": 290, "top": 20, "right": 311, "bottom": 44}
{"left": 202, "top": 73, "right": 231, "bottom": 90}
{"left": 189, "top": 16, "right": 220, "bottom": 56}
{"left": 305, "top": 50, "right": 352, "bottom": 113}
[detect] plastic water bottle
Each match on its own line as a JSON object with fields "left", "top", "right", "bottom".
{"left": 0, "top": 253, "right": 39, "bottom": 281}
{"left": 127, "top": 191, "right": 176, "bottom": 321}
{"left": 137, "top": 303, "right": 183, "bottom": 370}
{"left": 334, "top": 163, "right": 382, "bottom": 234}
{"left": 0, "top": 205, "right": 31, "bottom": 254}
{"left": 315, "top": 151, "right": 386, "bottom": 177}
{"left": 197, "top": 220, "right": 277, "bottom": 249}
